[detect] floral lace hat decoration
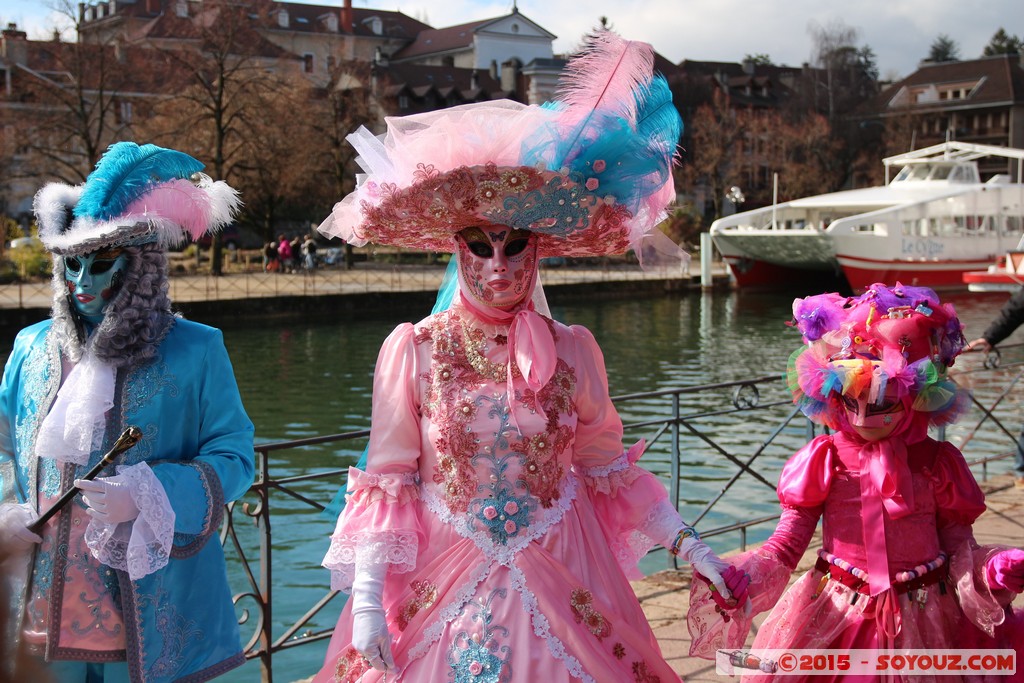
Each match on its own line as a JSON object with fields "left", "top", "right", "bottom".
{"left": 318, "top": 29, "right": 684, "bottom": 263}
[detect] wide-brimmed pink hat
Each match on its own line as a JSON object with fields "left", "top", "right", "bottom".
{"left": 318, "top": 30, "right": 683, "bottom": 262}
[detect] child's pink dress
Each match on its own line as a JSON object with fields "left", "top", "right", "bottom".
{"left": 689, "top": 430, "right": 1022, "bottom": 683}
{"left": 315, "top": 302, "right": 685, "bottom": 682}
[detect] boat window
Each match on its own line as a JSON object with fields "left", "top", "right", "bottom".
{"left": 928, "top": 166, "right": 952, "bottom": 180}
{"left": 902, "top": 165, "right": 931, "bottom": 180}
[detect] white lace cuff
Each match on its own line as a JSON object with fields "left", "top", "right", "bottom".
{"left": 322, "top": 529, "right": 419, "bottom": 593}
{"left": 610, "top": 497, "right": 685, "bottom": 569}
{"left": 84, "top": 462, "right": 175, "bottom": 580}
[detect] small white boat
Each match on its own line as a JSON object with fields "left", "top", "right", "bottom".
{"left": 710, "top": 141, "right": 1024, "bottom": 292}
{"left": 962, "top": 243, "right": 1024, "bottom": 292}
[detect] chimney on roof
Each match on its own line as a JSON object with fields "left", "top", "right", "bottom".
{"left": 742, "top": 58, "right": 755, "bottom": 76}
{"left": 145, "top": 0, "right": 159, "bottom": 13}
{"left": 341, "top": 0, "right": 352, "bottom": 33}
{"left": 79, "top": 2, "right": 86, "bottom": 23}
{"left": 2, "top": 23, "right": 28, "bottom": 66}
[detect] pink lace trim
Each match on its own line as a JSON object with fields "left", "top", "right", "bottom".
{"left": 346, "top": 469, "right": 420, "bottom": 505}
{"left": 323, "top": 529, "right": 420, "bottom": 592}
{"left": 687, "top": 550, "right": 792, "bottom": 659}
{"left": 576, "top": 455, "right": 644, "bottom": 497}
{"left": 607, "top": 497, "right": 683, "bottom": 577}
{"left": 83, "top": 462, "right": 175, "bottom": 581}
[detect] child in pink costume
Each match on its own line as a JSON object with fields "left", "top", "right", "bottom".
{"left": 311, "top": 31, "right": 747, "bottom": 683}
{"left": 688, "top": 283, "right": 1024, "bottom": 682}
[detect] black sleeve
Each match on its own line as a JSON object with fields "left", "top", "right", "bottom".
{"left": 982, "top": 286, "right": 1024, "bottom": 346}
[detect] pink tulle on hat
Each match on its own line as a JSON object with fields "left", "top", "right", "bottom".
{"left": 787, "top": 282, "right": 968, "bottom": 429}
{"left": 318, "top": 30, "right": 684, "bottom": 263}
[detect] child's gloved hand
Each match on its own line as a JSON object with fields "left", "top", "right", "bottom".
{"left": 987, "top": 549, "right": 1024, "bottom": 593}
{"left": 696, "top": 565, "right": 753, "bottom": 616}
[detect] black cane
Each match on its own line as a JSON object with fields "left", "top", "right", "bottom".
{"left": 27, "top": 425, "right": 143, "bottom": 535}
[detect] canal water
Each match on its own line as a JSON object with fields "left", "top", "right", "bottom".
{"left": 3, "top": 287, "right": 1022, "bottom": 681}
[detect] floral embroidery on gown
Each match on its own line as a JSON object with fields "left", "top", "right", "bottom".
{"left": 316, "top": 302, "right": 683, "bottom": 683}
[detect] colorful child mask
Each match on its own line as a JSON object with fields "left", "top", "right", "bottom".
{"left": 787, "top": 282, "right": 968, "bottom": 433}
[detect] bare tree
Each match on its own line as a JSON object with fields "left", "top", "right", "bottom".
{"left": 11, "top": 26, "right": 140, "bottom": 185}
{"left": 138, "top": 0, "right": 296, "bottom": 274}
{"left": 680, "top": 89, "right": 748, "bottom": 220}
{"left": 302, "top": 59, "right": 376, "bottom": 268}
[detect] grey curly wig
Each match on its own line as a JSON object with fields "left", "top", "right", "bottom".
{"left": 50, "top": 242, "right": 177, "bottom": 367}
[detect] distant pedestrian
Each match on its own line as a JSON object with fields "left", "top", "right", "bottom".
{"left": 263, "top": 241, "right": 279, "bottom": 272}
{"left": 289, "top": 235, "right": 302, "bottom": 272}
{"left": 277, "top": 234, "right": 292, "bottom": 273}
{"left": 302, "top": 235, "right": 318, "bottom": 270}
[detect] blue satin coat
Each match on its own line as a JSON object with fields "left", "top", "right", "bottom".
{"left": 0, "top": 318, "right": 255, "bottom": 682}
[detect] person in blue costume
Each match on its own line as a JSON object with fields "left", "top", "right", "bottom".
{"left": 0, "top": 142, "right": 255, "bottom": 683}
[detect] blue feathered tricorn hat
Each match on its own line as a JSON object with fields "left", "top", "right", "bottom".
{"left": 34, "top": 141, "right": 241, "bottom": 256}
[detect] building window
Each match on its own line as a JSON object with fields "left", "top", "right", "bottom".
{"left": 116, "top": 100, "right": 133, "bottom": 124}
{"left": 398, "top": 94, "right": 409, "bottom": 110}
{"left": 303, "top": 53, "right": 314, "bottom": 73}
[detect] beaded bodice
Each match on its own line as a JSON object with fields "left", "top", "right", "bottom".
{"left": 415, "top": 307, "right": 577, "bottom": 549}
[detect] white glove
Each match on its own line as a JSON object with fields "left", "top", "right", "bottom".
{"left": 76, "top": 475, "right": 140, "bottom": 524}
{"left": 0, "top": 502, "right": 42, "bottom": 553}
{"left": 675, "top": 533, "right": 754, "bottom": 616}
{"left": 350, "top": 562, "right": 396, "bottom": 672}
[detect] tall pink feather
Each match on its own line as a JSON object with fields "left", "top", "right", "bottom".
{"left": 124, "top": 179, "right": 214, "bottom": 240}
{"left": 554, "top": 30, "right": 654, "bottom": 127}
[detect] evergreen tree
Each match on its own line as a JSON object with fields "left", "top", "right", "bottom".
{"left": 983, "top": 28, "right": 1023, "bottom": 56}
{"left": 927, "top": 34, "right": 960, "bottom": 62}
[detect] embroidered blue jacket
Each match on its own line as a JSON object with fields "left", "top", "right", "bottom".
{"left": 0, "top": 318, "right": 255, "bottom": 682}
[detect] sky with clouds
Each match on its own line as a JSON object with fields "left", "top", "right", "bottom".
{"left": 2, "top": 0, "right": 1021, "bottom": 80}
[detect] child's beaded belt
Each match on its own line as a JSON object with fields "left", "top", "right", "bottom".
{"left": 813, "top": 550, "right": 949, "bottom": 597}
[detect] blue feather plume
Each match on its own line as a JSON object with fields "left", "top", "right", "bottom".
{"left": 634, "top": 75, "right": 682, "bottom": 155}
{"left": 74, "top": 142, "right": 205, "bottom": 221}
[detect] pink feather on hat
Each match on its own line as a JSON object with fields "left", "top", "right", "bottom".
{"left": 124, "top": 179, "right": 216, "bottom": 241}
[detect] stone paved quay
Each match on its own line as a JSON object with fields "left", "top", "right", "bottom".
{"left": 0, "top": 261, "right": 730, "bottom": 334}
{"left": 634, "top": 472, "right": 1024, "bottom": 682}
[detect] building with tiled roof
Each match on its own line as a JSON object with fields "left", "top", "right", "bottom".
{"left": 860, "top": 53, "right": 1024, "bottom": 179}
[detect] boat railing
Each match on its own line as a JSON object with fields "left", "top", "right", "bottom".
{"left": 226, "top": 343, "right": 1024, "bottom": 681}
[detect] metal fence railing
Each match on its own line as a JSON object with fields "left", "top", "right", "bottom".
{"left": 228, "top": 343, "right": 1023, "bottom": 681}
{"left": 0, "top": 257, "right": 696, "bottom": 310}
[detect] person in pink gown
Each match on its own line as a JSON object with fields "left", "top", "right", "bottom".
{"left": 688, "top": 283, "right": 1024, "bottom": 682}
{"left": 311, "top": 30, "right": 748, "bottom": 683}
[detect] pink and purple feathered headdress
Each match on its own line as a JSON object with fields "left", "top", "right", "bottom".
{"left": 787, "top": 283, "right": 968, "bottom": 429}
{"left": 318, "top": 30, "right": 683, "bottom": 263}
{"left": 34, "top": 142, "right": 240, "bottom": 256}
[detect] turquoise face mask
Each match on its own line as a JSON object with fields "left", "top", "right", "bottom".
{"left": 64, "top": 250, "right": 129, "bottom": 323}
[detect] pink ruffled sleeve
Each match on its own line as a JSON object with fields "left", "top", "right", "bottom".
{"left": 570, "top": 326, "right": 680, "bottom": 577}
{"left": 322, "top": 324, "right": 425, "bottom": 592}
{"left": 931, "top": 441, "right": 987, "bottom": 528}
{"left": 930, "top": 443, "right": 1014, "bottom": 635}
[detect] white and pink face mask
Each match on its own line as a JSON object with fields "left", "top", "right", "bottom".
{"left": 456, "top": 226, "right": 539, "bottom": 310}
